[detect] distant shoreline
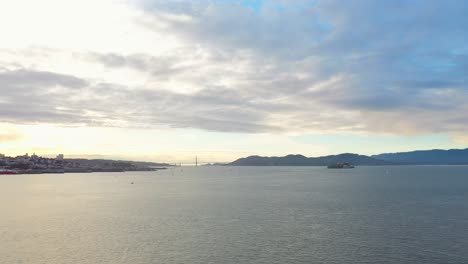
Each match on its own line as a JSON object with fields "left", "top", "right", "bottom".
{"left": 0, "top": 154, "right": 172, "bottom": 175}
{"left": 2, "top": 167, "right": 168, "bottom": 175}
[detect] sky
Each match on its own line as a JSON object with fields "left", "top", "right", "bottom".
{"left": 0, "top": 0, "right": 467, "bottom": 163}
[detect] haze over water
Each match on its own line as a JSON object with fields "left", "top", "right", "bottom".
{"left": 1, "top": 166, "right": 468, "bottom": 264}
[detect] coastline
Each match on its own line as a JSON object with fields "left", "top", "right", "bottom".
{"left": 1, "top": 167, "right": 167, "bottom": 175}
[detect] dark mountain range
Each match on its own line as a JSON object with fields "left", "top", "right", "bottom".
{"left": 228, "top": 148, "right": 468, "bottom": 166}
{"left": 228, "top": 153, "right": 395, "bottom": 166}
{"left": 372, "top": 148, "right": 468, "bottom": 165}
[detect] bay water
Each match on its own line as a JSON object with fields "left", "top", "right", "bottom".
{"left": 1, "top": 166, "right": 468, "bottom": 263}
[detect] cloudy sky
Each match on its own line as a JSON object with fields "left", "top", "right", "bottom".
{"left": 0, "top": 0, "right": 467, "bottom": 163}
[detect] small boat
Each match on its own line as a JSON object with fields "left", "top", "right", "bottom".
{"left": 327, "top": 163, "right": 355, "bottom": 169}
{"left": 0, "top": 169, "right": 18, "bottom": 175}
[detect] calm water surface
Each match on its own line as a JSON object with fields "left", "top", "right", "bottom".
{"left": 1, "top": 166, "right": 468, "bottom": 264}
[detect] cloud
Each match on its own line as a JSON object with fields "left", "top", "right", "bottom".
{"left": 0, "top": 69, "right": 87, "bottom": 90}
{"left": 85, "top": 52, "right": 188, "bottom": 77}
{"left": 138, "top": 0, "right": 329, "bottom": 59}
{"left": 133, "top": 0, "right": 468, "bottom": 134}
{"left": 0, "top": 0, "right": 467, "bottom": 137}
{"left": 0, "top": 69, "right": 90, "bottom": 124}
{"left": 0, "top": 67, "right": 284, "bottom": 132}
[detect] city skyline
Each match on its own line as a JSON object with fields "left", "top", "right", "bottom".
{"left": 1, "top": 0, "right": 467, "bottom": 162}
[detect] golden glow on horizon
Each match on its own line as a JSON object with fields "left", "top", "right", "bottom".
{"left": 0, "top": 123, "right": 330, "bottom": 162}
{"left": 0, "top": 122, "right": 463, "bottom": 163}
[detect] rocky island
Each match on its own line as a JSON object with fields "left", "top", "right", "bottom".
{"left": 327, "top": 162, "right": 355, "bottom": 169}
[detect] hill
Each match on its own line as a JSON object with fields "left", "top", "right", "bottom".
{"left": 229, "top": 153, "right": 394, "bottom": 166}
{"left": 372, "top": 148, "right": 468, "bottom": 165}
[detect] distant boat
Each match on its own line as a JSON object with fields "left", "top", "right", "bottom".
{"left": 327, "top": 163, "right": 355, "bottom": 169}
{"left": 0, "top": 169, "right": 18, "bottom": 175}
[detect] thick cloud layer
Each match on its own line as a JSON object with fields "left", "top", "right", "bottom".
{"left": 0, "top": 0, "right": 467, "bottom": 136}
